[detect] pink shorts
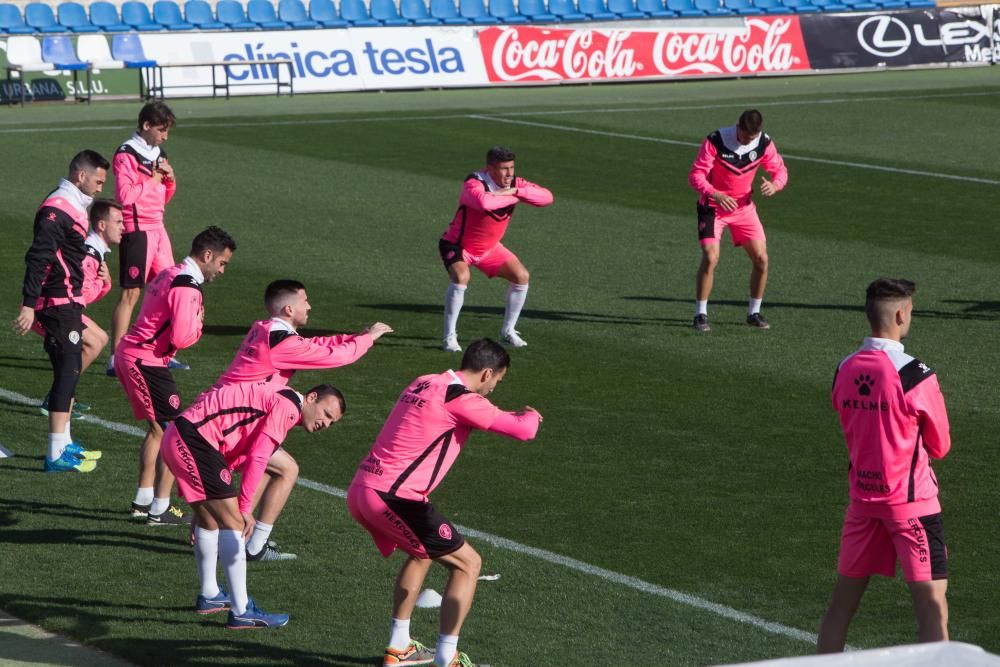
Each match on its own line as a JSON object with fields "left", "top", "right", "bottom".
{"left": 120, "top": 228, "right": 174, "bottom": 287}
{"left": 347, "top": 484, "right": 464, "bottom": 560}
{"left": 31, "top": 313, "right": 97, "bottom": 338}
{"left": 114, "top": 350, "right": 182, "bottom": 423}
{"left": 440, "top": 237, "right": 517, "bottom": 279}
{"left": 837, "top": 510, "right": 948, "bottom": 582}
{"left": 697, "top": 202, "right": 765, "bottom": 247}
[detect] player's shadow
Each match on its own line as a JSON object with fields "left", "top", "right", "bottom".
{"left": 0, "top": 497, "right": 123, "bottom": 521}
{"left": 0, "top": 527, "right": 190, "bottom": 556}
{"left": 624, "top": 295, "right": 866, "bottom": 314}
{"left": 359, "top": 303, "right": 691, "bottom": 328}
{"left": 927, "top": 300, "right": 1000, "bottom": 321}
{"left": 96, "top": 637, "right": 376, "bottom": 666}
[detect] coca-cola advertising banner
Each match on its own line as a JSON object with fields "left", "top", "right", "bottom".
{"left": 478, "top": 18, "right": 811, "bottom": 83}
{"left": 799, "top": 5, "right": 999, "bottom": 69}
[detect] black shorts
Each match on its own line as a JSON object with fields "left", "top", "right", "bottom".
{"left": 173, "top": 418, "right": 238, "bottom": 503}
{"left": 379, "top": 491, "right": 465, "bottom": 559}
{"left": 117, "top": 355, "right": 182, "bottom": 423}
{"left": 438, "top": 238, "right": 464, "bottom": 269}
{"left": 36, "top": 304, "right": 84, "bottom": 356}
{"left": 697, "top": 202, "right": 716, "bottom": 241}
{"left": 119, "top": 231, "right": 148, "bottom": 288}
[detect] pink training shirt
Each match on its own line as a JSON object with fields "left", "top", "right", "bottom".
{"left": 352, "top": 370, "right": 540, "bottom": 502}
{"left": 688, "top": 125, "right": 788, "bottom": 209}
{"left": 214, "top": 318, "right": 374, "bottom": 388}
{"left": 114, "top": 134, "right": 176, "bottom": 233}
{"left": 441, "top": 170, "right": 553, "bottom": 257}
{"left": 832, "top": 337, "right": 951, "bottom": 519}
{"left": 117, "top": 257, "right": 204, "bottom": 366}
{"left": 180, "top": 383, "right": 303, "bottom": 513}
{"left": 80, "top": 231, "right": 112, "bottom": 305}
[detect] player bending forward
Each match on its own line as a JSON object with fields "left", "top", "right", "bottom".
{"left": 348, "top": 338, "right": 541, "bottom": 667}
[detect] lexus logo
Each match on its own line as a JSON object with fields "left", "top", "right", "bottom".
{"left": 857, "top": 15, "right": 992, "bottom": 58}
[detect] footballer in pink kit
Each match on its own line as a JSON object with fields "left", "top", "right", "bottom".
{"left": 348, "top": 339, "right": 541, "bottom": 667}
{"left": 115, "top": 226, "right": 236, "bottom": 526}
{"left": 13, "top": 150, "right": 110, "bottom": 473}
{"left": 159, "top": 381, "right": 345, "bottom": 629}
{"left": 438, "top": 145, "right": 553, "bottom": 352}
{"left": 109, "top": 102, "right": 182, "bottom": 375}
{"left": 818, "top": 279, "right": 951, "bottom": 653}
{"left": 213, "top": 279, "right": 393, "bottom": 562}
{"left": 688, "top": 109, "right": 787, "bottom": 332}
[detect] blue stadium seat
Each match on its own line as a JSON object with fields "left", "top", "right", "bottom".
{"left": 606, "top": 0, "right": 647, "bottom": 18}
{"left": 549, "top": 0, "right": 587, "bottom": 20}
{"left": 42, "top": 34, "right": 86, "bottom": 65}
{"left": 635, "top": 0, "right": 676, "bottom": 17}
{"left": 459, "top": 0, "right": 500, "bottom": 23}
{"left": 111, "top": 32, "right": 157, "bottom": 66}
{"left": 401, "top": 0, "right": 441, "bottom": 24}
{"left": 184, "top": 0, "right": 225, "bottom": 27}
{"left": 489, "top": 0, "right": 529, "bottom": 23}
{"left": 339, "top": 0, "right": 380, "bottom": 24}
{"left": 429, "top": 0, "right": 469, "bottom": 24}
{"left": 89, "top": 1, "right": 130, "bottom": 30}
{"left": 518, "top": 0, "right": 558, "bottom": 21}
{"left": 779, "top": 0, "right": 818, "bottom": 10}
{"left": 58, "top": 2, "right": 101, "bottom": 31}
{"left": 370, "top": 0, "right": 410, "bottom": 24}
{"left": 26, "top": 3, "right": 69, "bottom": 32}
{"left": 808, "top": 0, "right": 848, "bottom": 10}
{"left": 248, "top": 0, "right": 290, "bottom": 28}
{"left": 0, "top": 3, "right": 37, "bottom": 33}
{"left": 278, "top": 0, "right": 320, "bottom": 27}
{"left": 577, "top": 0, "right": 617, "bottom": 19}
{"left": 870, "top": 0, "right": 907, "bottom": 8}
{"left": 694, "top": 0, "right": 732, "bottom": 14}
{"left": 308, "top": 0, "right": 348, "bottom": 26}
{"left": 840, "top": 0, "right": 876, "bottom": 9}
{"left": 752, "top": 0, "right": 787, "bottom": 12}
{"left": 217, "top": 0, "right": 259, "bottom": 28}
{"left": 666, "top": 0, "right": 705, "bottom": 15}
{"left": 723, "top": 0, "right": 763, "bottom": 13}
{"left": 122, "top": 1, "right": 165, "bottom": 29}
{"left": 153, "top": 0, "right": 195, "bottom": 28}
{"left": 906, "top": 0, "right": 935, "bottom": 6}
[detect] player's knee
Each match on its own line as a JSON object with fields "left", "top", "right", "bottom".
{"left": 514, "top": 267, "right": 530, "bottom": 285}
{"left": 701, "top": 251, "right": 719, "bottom": 271}
{"left": 753, "top": 253, "right": 769, "bottom": 271}
{"left": 462, "top": 547, "right": 482, "bottom": 578}
{"left": 119, "top": 287, "right": 141, "bottom": 306}
{"left": 284, "top": 456, "right": 300, "bottom": 482}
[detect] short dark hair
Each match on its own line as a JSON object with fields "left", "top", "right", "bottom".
{"left": 865, "top": 278, "right": 916, "bottom": 327}
{"left": 69, "top": 150, "right": 110, "bottom": 175}
{"left": 460, "top": 338, "right": 511, "bottom": 373}
{"left": 89, "top": 198, "right": 122, "bottom": 226}
{"left": 190, "top": 226, "right": 237, "bottom": 257}
{"left": 265, "top": 279, "right": 306, "bottom": 313}
{"left": 138, "top": 101, "right": 176, "bottom": 130}
{"left": 738, "top": 109, "right": 763, "bottom": 135}
{"left": 306, "top": 383, "right": 346, "bottom": 415}
{"left": 486, "top": 145, "right": 516, "bottom": 165}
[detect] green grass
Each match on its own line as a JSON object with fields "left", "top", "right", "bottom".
{"left": 1, "top": 67, "right": 999, "bottom": 666}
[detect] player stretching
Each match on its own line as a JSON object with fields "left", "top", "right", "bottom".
{"left": 115, "top": 227, "right": 236, "bottom": 525}
{"left": 13, "top": 150, "right": 109, "bottom": 473}
{"left": 213, "top": 279, "right": 393, "bottom": 561}
{"left": 109, "top": 102, "right": 187, "bottom": 375}
{"left": 348, "top": 339, "right": 541, "bottom": 667}
{"left": 439, "top": 146, "right": 553, "bottom": 352}
{"left": 36, "top": 200, "right": 123, "bottom": 423}
{"left": 160, "top": 382, "right": 345, "bottom": 629}
{"left": 688, "top": 109, "right": 787, "bottom": 331}
{"left": 818, "top": 278, "right": 951, "bottom": 652}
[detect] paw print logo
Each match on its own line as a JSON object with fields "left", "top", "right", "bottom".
{"left": 411, "top": 381, "right": 431, "bottom": 395}
{"left": 854, "top": 374, "right": 874, "bottom": 396}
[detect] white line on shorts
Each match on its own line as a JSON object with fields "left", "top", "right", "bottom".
{"left": 468, "top": 114, "right": 1000, "bottom": 186}
{"left": 1, "top": 385, "right": 829, "bottom": 647}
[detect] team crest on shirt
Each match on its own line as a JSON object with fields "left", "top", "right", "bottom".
{"left": 438, "top": 523, "right": 453, "bottom": 540}
{"left": 168, "top": 394, "right": 181, "bottom": 409}
{"left": 68, "top": 331, "right": 81, "bottom": 345}
{"left": 219, "top": 468, "right": 232, "bottom": 485}
{"left": 748, "top": 151, "right": 757, "bottom": 161}
{"left": 129, "top": 266, "right": 140, "bottom": 280}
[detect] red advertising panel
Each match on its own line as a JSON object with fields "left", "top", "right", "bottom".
{"left": 478, "top": 18, "right": 812, "bottom": 83}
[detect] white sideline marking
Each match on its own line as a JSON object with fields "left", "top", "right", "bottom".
{"left": 1, "top": 386, "right": 827, "bottom": 646}
{"left": 469, "top": 114, "right": 1000, "bottom": 186}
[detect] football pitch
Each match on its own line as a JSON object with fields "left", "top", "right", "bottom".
{"left": 0, "top": 66, "right": 998, "bottom": 666}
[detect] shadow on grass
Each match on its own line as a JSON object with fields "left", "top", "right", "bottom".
{"left": 0, "top": 497, "right": 125, "bottom": 521}
{"left": 98, "top": 637, "right": 378, "bottom": 667}
{"left": 0, "top": 526, "right": 189, "bottom": 556}
{"left": 358, "top": 302, "right": 691, "bottom": 327}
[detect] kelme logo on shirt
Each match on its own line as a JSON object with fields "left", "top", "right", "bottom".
{"left": 854, "top": 374, "right": 874, "bottom": 396}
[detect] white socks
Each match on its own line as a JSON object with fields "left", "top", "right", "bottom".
{"left": 219, "top": 529, "right": 249, "bottom": 615}
{"left": 47, "top": 432, "right": 71, "bottom": 462}
{"left": 695, "top": 300, "right": 708, "bottom": 316}
{"left": 389, "top": 617, "right": 412, "bottom": 651}
{"left": 63, "top": 420, "right": 72, "bottom": 444}
{"left": 443, "top": 283, "right": 467, "bottom": 339}
{"left": 502, "top": 283, "right": 529, "bottom": 333}
{"left": 194, "top": 527, "right": 221, "bottom": 598}
{"left": 434, "top": 634, "right": 459, "bottom": 667}
{"left": 748, "top": 298, "right": 762, "bottom": 315}
{"left": 134, "top": 487, "right": 154, "bottom": 506}
{"left": 150, "top": 497, "right": 170, "bottom": 516}
{"left": 246, "top": 521, "right": 273, "bottom": 556}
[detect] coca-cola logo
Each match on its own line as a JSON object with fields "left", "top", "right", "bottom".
{"left": 481, "top": 20, "right": 809, "bottom": 83}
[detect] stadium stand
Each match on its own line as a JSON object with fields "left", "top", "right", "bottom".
{"left": 184, "top": 0, "right": 226, "bottom": 27}
{"left": 606, "top": 0, "right": 649, "bottom": 18}
{"left": 694, "top": 0, "right": 734, "bottom": 15}
{"left": 153, "top": 0, "right": 195, "bottom": 29}
{"left": 723, "top": 0, "right": 764, "bottom": 13}
{"left": 25, "top": 2, "right": 68, "bottom": 31}
{"left": 577, "top": 0, "right": 617, "bottom": 20}
{"left": 76, "top": 33, "right": 123, "bottom": 68}
{"left": 338, "top": 0, "right": 379, "bottom": 24}
{"left": 277, "top": 0, "right": 320, "bottom": 27}
{"left": 780, "top": 0, "right": 821, "bottom": 12}
{"left": 518, "top": 0, "right": 559, "bottom": 21}
{"left": 400, "top": 0, "right": 441, "bottom": 24}
{"left": 247, "top": 0, "right": 290, "bottom": 28}
{"left": 428, "top": 0, "right": 470, "bottom": 24}
{"left": 216, "top": 0, "right": 258, "bottom": 27}
{"left": 548, "top": 0, "right": 588, "bottom": 21}
{"left": 666, "top": 0, "right": 705, "bottom": 15}
{"left": 635, "top": 0, "right": 676, "bottom": 18}
{"left": 307, "top": 0, "right": 348, "bottom": 26}
{"left": 487, "top": 0, "right": 529, "bottom": 23}
{"left": 57, "top": 1, "right": 100, "bottom": 30}
{"left": 458, "top": 0, "right": 500, "bottom": 23}
{"left": 121, "top": 0, "right": 164, "bottom": 29}
{"left": 369, "top": 0, "right": 410, "bottom": 25}
{"left": 89, "top": 1, "right": 130, "bottom": 31}
{"left": 0, "top": 3, "right": 36, "bottom": 32}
